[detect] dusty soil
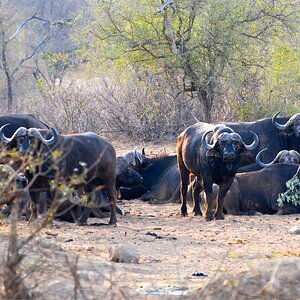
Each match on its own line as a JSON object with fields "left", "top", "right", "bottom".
{"left": 0, "top": 142, "right": 300, "bottom": 299}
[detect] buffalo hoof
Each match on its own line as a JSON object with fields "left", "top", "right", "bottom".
{"left": 181, "top": 210, "right": 188, "bottom": 217}
{"left": 214, "top": 213, "right": 224, "bottom": 220}
{"left": 203, "top": 211, "right": 214, "bottom": 221}
{"left": 76, "top": 221, "right": 88, "bottom": 226}
{"left": 180, "top": 205, "right": 188, "bottom": 217}
{"left": 109, "top": 217, "right": 117, "bottom": 226}
{"left": 194, "top": 209, "right": 202, "bottom": 216}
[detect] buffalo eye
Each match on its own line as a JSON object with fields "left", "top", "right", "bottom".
{"left": 232, "top": 141, "right": 241, "bottom": 150}
{"left": 219, "top": 141, "right": 227, "bottom": 148}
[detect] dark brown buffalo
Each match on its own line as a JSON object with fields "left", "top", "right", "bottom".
{"left": 177, "top": 123, "right": 259, "bottom": 221}
{"left": 256, "top": 148, "right": 300, "bottom": 167}
{"left": 119, "top": 149, "right": 180, "bottom": 202}
{"left": 221, "top": 112, "right": 300, "bottom": 165}
{"left": 0, "top": 114, "right": 49, "bottom": 148}
{"left": 197, "top": 164, "right": 300, "bottom": 215}
{"left": 0, "top": 127, "right": 118, "bottom": 225}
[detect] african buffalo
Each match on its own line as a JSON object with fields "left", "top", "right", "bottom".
{"left": 256, "top": 148, "right": 300, "bottom": 167}
{"left": 237, "top": 148, "right": 300, "bottom": 172}
{"left": 0, "top": 164, "right": 28, "bottom": 217}
{"left": 177, "top": 123, "right": 259, "bottom": 221}
{"left": 0, "top": 126, "right": 118, "bottom": 225}
{"left": 221, "top": 112, "right": 300, "bottom": 165}
{"left": 0, "top": 114, "right": 49, "bottom": 148}
{"left": 74, "top": 155, "right": 143, "bottom": 225}
{"left": 197, "top": 164, "right": 300, "bottom": 215}
{"left": 119, "top": 149, "right": 180, "bottom": 202}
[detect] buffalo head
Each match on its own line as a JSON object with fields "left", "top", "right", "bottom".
{"left": 202, "top": 127, "right": 259, "bottom": 166}
{"left": 256, "top": 148, "right": 300, "bottom": 167}
{"left": 116, "top": 156, "right": 143, "bottom": 187}
{"left": 0, "top": 125, "right": 58, "bottom": 155}
{"left": 272, "top": 112, "right": 300, "bottom": 137}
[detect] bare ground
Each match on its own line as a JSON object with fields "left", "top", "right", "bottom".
{"left": 0, "top": 200, "right": 300, "bottom": 299}
{"left": 0, "top": 142, "right": 300, "bottom": 299}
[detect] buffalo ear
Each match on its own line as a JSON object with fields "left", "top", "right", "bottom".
{"left": 206, "top": 148, "right": 220, "bottom": 157}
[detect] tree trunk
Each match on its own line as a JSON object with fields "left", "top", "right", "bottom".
{"left": 1, "top": 25, "right": 13, "bottom": 113}
{"left": 197, "top": 87, "right": 213, "bottom": 123}
{"left": 6, "top": 72, "right": 13, "bottom": 113}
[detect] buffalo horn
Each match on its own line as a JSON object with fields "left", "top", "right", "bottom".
{"left": 272, "top": 112, "right": 298, "bottom": 131}
{"left": 255, "top": 148, "right": 281, "bottom": 167}
{"left": 0, "top": 125, "right": 28, "bottom": 144}
{"left": 28, "top": 127, "right": 58, "bottom": 146}
{"left": 202, "top": 130, "right": 214, "bottom": 150}
{"left": 133, "top": 147, "right": 143, "bottom": 166}
{"left": 243, "top": 131, "right": 259, "bottom": 150}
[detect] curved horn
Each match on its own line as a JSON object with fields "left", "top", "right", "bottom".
{"left": 290, "top": 150, "right": 300, "bottom": 162}
{"left": 255, "top": 148, "right": 279, "bottom": 167}
{"left": 244, "top": 131, "right": 259, "bottom": 150}
{"left": 202, "top": 130, "right": 214, "bottom": 150}
{"left": 272, "top": 112, "right": 290, "bottom": 131}
{"left": 28, "top": 127, "right": 58, "bottom": 146}
{"left": 133, "top": 147, "right": 143, "bottom": 166}
{"left": 0, "top": 125, "right": 28, "bottom": 144}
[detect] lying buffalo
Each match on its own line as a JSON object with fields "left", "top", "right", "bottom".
{"left": 221, "top": 112, "right": 300, "bottom": 165}
{"left": 197, "top": 164, "right": 300, "bottom": 215}
{"left": 256, "top": 148, "right": 300, "bottom": 167}
{"left": 177, "top": 123, "right": 259, "bottom": 220}
{"left": 0, "top": 126, "right": 118, "bottom": 225}
{"left": 238, "top": 148, "right": 300, "bottom": 172}
{"left": 119, "top": 149, "right": 180, "bottom": 203}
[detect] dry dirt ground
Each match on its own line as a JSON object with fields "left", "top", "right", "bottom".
{"left": 0, "top": 142, "right": 300, "bottom": 299}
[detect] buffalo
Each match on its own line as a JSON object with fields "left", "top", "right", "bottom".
{"left": 221, "top": 112, "right": 300, "bottom": 165}
{"left": 0, "top": 114, "right": 49, "bottom": 148}
{"left": 0, "top": 126, "right": 118, "bottom": 225}
{"left": 119, "top": 149, "right": 180, "bottom": 203}
{"left": 197, "top": 164, "right": 300, "bottom": 215}
{"left": 74, "top": 155, "right": 143, "bottom": 225}
{"left": 177, "top": 123, "right": 259, "bottom": 221}
{"left": 256, "top": 148, "right": 300, "bottom": 167}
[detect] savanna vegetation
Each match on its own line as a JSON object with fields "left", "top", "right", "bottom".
{"left": 0, "top": 0, "right": 298, "bottom": 141}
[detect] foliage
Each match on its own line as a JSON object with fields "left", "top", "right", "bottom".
{"left": 277, "top": 173, "right": 300, "bottom": 208}
{"left": 83, "top": 0, "right": 300, "bottom": 123}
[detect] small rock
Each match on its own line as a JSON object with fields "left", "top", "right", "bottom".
{"left": 108, "top": 244, "right": 140, "bottom": 263}
{"left": 191, "top": 272, "right": 208, "bottom": 277}
{"left": 145, "top": 232, "right": 163, "bottom": 239}
{"left": 44, "top": 231, "right": 58, "bottom": 237}
{"left": 63, "top": 238, "right": 74, "bottom": 243}
{"left": 288, "top": 225, "right": 300, "bottom": 234}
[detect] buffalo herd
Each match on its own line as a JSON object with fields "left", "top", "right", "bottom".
{"left": 0, "top": 112, "right": 300, "bottom": 225}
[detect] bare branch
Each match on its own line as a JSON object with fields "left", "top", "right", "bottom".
{"left": 11, "top": 34, "right": 50, "bottom": 77}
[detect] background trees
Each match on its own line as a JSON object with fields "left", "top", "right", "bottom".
{"left": 0, "top": 0, "right": 299, "bottom": 140}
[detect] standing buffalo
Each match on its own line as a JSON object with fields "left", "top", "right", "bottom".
{"left": 0, "top": 114, "right": 49, "bottom": 148}
{"left": 221, "top": 112, "right": 300, "bottom": 165}
{"left": 0, "top": 126, "right": 118, "bottom": 225}
{"left": 177, "top": 123, "right": 259, "bottom": 221}
{"left": 74, "top": 155, "right": 143, "bottom": 225}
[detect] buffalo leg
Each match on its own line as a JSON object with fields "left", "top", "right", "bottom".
{"left": 192, "top": 179, "right": 202, "bottom": 216}
{"left": 215, "top": 179, "right": 234, "bottom": 220}
{"left": 203, "top": 178, "right": 214, "bottom": 221}
{"left": 178, "top": 156, "right": 190, "bottom": 217}
{"left": 28, "top": 191, "right": 39, "bottom": 223}
{"left": 76, "top": 207, "right": 91, "bottom": 225}
{"left": 103, "top": 179, "right": 117, "bottom": 225}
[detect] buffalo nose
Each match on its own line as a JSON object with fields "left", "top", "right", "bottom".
{"left": 225, "top": 153, "right": 235, "bottom": 161}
